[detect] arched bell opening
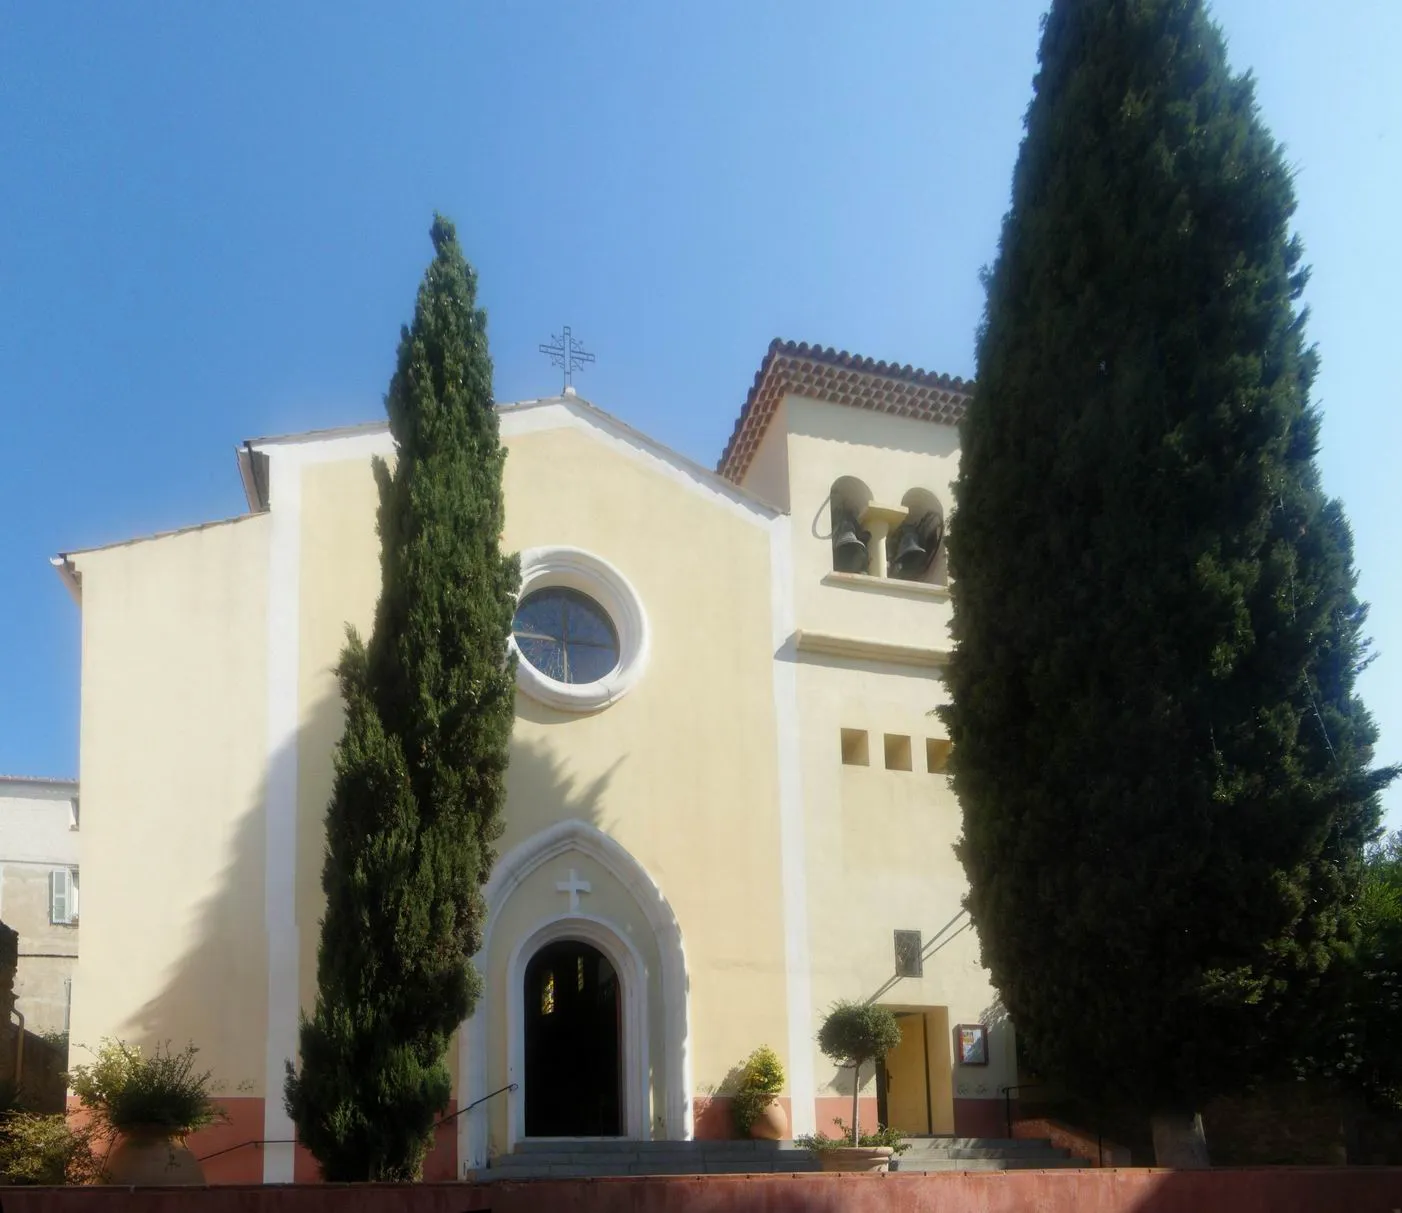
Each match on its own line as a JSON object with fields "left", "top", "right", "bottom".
{"left": 829, "top": 477, "right": 874, "bottom": 575}
{"left": 888, "top": 488, "right": 946, "bottom": 583}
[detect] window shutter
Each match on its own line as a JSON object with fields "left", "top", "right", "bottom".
{"left": 50, "top": 869, "right": 71, "bottom": 925}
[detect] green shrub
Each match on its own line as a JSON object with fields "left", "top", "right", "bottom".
{"left": 796, "top": 1120, "right": 908, "bottom": 1153}
{"left": 731, "top": 1045, "right": 785, "bottom": 1135}
{"left": 0, "top": 1113, "right": 100, "bottom": 1184}
{"left": 69, "top": 1039, "right": 223, "bottom": 1135}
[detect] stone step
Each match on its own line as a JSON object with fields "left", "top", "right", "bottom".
{"left": 490, "top": 1151, "right": 817, "bottom": 1169}
{"left": 493, "top": 1147, "right": 813, "bottom": 1160}
{"left": 485, "top": 1135, "right": 1085, "bottom": 1180}
{"left": 509, "top": 1137, "right": 798, "bottom": 1154}
{"left": 891, "top": 1156, "right": 1087, "bottom": 1172}
{"left": 902, "top": 1136, "right": 1059, "bottom": 1151}
{"left": 483, "top": 1155, "right": 822, "bottom": 1180}
{"left": 900, "top": 1146, "right": 1072, "bottom": 1160}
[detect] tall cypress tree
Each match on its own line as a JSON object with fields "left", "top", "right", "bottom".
{"left": 284, "top": 216, "right": 519, "bottom": 1181}
{"left": 943, "top": 0, "right": 1396, "bottom": 1161}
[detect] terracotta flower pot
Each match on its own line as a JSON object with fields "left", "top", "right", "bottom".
{"left": 749, "top": 1098, "right": 788, "bottom": 1141}
{"left": 105, "top": 1126, "right": 205, "bottom": 1186}
{"left": 817, "top": 1146, "right": 894, "bottom": 1173}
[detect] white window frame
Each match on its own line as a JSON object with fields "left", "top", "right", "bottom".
{"left": 49, "top": 867, "right": 78, "bottom": 926}
{"left": 509, "top": 547, "right": 650, "bottom": 713}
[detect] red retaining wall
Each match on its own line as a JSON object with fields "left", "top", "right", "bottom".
{"left": 952, "top": 1097, "right": 1006, "bottom": 1137}
{"left": 1014, "top": 1116, "right": 1133, "bottom": 1167}
{"left": 1, "top": 1169, "right": 1401, "bottom": 1212}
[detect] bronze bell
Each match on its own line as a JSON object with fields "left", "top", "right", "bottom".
{"left": 890, "top": 514, "right": 941, "bottom": 580}
{"left": 832, "top": 514, "right": 871, "bottom": 574}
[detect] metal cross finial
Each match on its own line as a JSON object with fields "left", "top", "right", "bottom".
{"left": 539, "top": 325, "right": 596, "bottom": 393}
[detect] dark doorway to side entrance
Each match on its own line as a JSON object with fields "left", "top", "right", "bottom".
{"left": 523, "top": 939, "right": 622, "bottom": 1137}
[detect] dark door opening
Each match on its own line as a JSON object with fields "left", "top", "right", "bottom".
{"left": 524, "top": 939, "right": 622, "bottom": 1137}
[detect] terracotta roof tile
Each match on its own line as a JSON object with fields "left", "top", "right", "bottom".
{"left": 718, "top": 339, "right": 973, "bottom": 482}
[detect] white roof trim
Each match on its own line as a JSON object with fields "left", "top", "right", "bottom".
{"left": 0, "top": 776, "right": 78, "bottom": 798}
{"left": 50, "top": 555, "right": 80, "bottom": 604}
{"left": 500, "top": 397, "right": 779, "bottom": 526}
{"left": 237, "top": 397, "right": 781, "bottom": 525}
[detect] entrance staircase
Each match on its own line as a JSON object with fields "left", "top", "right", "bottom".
{"left": 890, "top": 1136, "right": 1083, "bottom": 1171}
{"left": 482, "top": 1139, "right": 818, "bottom": 1179}
{"left": 481, "top": 1135, "right": 1082, "bottom": 1179}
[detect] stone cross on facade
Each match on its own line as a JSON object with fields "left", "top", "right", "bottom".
{"left": 556, "top": 867, "right": 592, "bottom": 912}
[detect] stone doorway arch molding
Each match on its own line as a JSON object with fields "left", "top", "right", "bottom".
{"left": 460, "top": 819, "right": 692, "bottom": 1170}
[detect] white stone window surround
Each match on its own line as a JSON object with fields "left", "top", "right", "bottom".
{"left": 510, "top": 546, "right": 651, "bottom": 712}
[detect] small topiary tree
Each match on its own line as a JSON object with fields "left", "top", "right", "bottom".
{"left": 731, "top": 1045, "right": 785, "bottom": 1136}
{"left": 817, "top": 1002, "right": 901, "bottom": 1145}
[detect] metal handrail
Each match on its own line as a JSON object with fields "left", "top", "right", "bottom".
{"left": 195, "top": 1082, "right": 518, "bottom": 1163}
{"left": 997, "top": 1082, "right": 1044, "bottom": 1139}
{"left": 435, "top": 1082, "right": 519, "bottom": 1125}
{"left": 196, "top": 1137, "right": 294, "bottom": 1164}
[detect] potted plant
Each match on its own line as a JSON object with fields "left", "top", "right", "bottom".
{"left": 798, "top": 1120, "right": 909, "bottom": 1172}
{"left": 809, "top": 1001, "right": 903, "bottom": 1171}
{"left": 731, "top": 1045, "right": 787, "bottom": 1140}
{"left": 69, "top": 1039, "right": 223, "bottom": 1185}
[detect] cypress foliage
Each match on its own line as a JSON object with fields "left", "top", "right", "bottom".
{"left": 944, "top": 0, "right": 1397, "bottom": 1123}
{"left": 284, "top": 216, "right": 519, "bottom": 1180}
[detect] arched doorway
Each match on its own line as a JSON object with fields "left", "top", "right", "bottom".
{"left": 523, "top": 939, "right": 622, "bottom": 1137}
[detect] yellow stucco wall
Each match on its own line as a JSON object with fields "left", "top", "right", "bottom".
{"left": 294, "top": 458, "right": 382, "bottom": 1023}
{"left": 754, "top": 394, "right": 1015, "bottom": 1114}
{"left": 289, "top": 418, "right": 790, "bottom": 1146}
{"left": 741, "top": 398, "right": 790, "bottom": 511}
{"left": 70, "top": 515, "right": 271, "bottom": 1095}
{"left": 67, "top": 383, "right": 1012, "bottom": 1144}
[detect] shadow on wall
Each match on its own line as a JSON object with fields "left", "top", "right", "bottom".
{"left": 952, "top": 995, "right": 1009, "bottom": 1104}
{"left": 863, "top": 909, "right": 972, "bottom": 1007}
{"left": 498, "top": 729, "right": 618, "bottom": 842}
{"left": 473, "top": 1170, "right": 1402, "bottom": 1213}
{"left": 471, "top": 1172, "right": 1402, "bottom": 1213}
{"left": 114, "top": 690, "right": 346, "bottom": 1183}
{"left": 1120, "top": 1167, "right": 1402, "bottom": 1213}
{"left": 115, "top": 685, "right": 626, "bottom": 1182}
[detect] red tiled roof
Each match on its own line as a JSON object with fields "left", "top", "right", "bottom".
{"left": 718, "top": 339, "right": 973, "bottom": 483}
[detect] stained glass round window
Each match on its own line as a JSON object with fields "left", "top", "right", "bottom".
{"left": 512, "top": 587, "right": 620, "bottom": 685}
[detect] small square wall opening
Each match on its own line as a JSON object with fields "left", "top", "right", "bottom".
{"left": 841, "top": 729, "right": 870, "bottom": 767}
{"left": 884, "top": 734, "right": 913, "bottom": 771}
{"left": 926, "top": 737, "right": 953, "bottom": 774}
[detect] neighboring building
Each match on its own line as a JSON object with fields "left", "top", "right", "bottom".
{"left": 54, "top": 339, "right": 1010, "bottom": 1183}
{"left": 0, "top": 777, "right": 79, "bottom": 1038}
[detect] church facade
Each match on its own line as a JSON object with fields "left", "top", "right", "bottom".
{"left": 55, "top": 339, "right": 1014, "bottom": 1182}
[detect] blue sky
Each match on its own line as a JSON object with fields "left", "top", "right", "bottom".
{"left": 2, "top": 2, "right": 1398, "bottom": 827}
